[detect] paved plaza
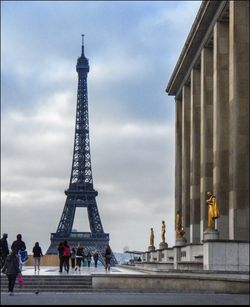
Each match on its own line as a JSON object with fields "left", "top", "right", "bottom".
{"left": 6, "top": 265, "right": 249, "bottom": 280}
{"left": 1, "top": 291, "right": 249, "bottom": 305}
{"left": 17, "top": 265, "right": 145, "bottom": 276}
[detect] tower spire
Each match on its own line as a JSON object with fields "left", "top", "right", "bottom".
{"left": 76, "top": 34, "right": 89, "bottom": 72}
{"left": 81, "top": 34, "right": 85, "bottom": 56}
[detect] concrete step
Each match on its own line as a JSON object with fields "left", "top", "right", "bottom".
{"left": 1, "top": 288, "right": 93, "bottom": 293}
{"left": 1, "top": 284, "right": 92, "bottom": 288}
{"left": 0, "top": 277, "right": 92, "bottom": 283}
{"left": 0, "top": 275, "right": 93, "bottom": 292}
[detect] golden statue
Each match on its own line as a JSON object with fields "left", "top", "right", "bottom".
{"left": 149, "top": 227, "right": 154, "bottom": 246}
{"left": 161, "top": 221, "right": 166, "bottom": 243}
{"left": 206, "top": 192, "right": 220, "bottom": 229}
{"left": 175, "top": 210, "right": 185, "bottom": 238}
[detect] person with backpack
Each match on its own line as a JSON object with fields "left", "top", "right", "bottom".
{"left": 0, "top": 233, "right": 9, "bottom": 269}
{"left": 11, "top": 234, "right": 26, "bottom": 254}
{"left": 32, "top": 242, "right": 43, "bottom": 272}
{"left": 62, "top": 240, "right": 71, "bottom": 273}
{"left": 11, "top": 234, "right": 27, "bottom": 271}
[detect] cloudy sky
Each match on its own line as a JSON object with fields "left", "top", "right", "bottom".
{"left": 1, "top": 0, "right": 201, "bottom": 254}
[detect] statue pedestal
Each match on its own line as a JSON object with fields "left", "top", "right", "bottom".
{"left": 203, "top": 228, "right": 219, "bottom": 241}
{"left": 148, "top": 245, "right": 155, "bottom": 252}
{"left": 159, "top": 242, "right": 168, "bottom": 250}
{"left": 175, "top": 237, "right": 187, "bottom": 246}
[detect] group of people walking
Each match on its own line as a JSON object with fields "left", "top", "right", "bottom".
{"left": 57, "top": 241, "right": 112, "bottom": 272}
{"left": 0, "top": 233, "right": 44, "bottom": 295}
{"left": 57, "top": 241, "right": 106, "bottom": 273}
{"left": 0, "top": 232, "right": 113, "bottom": 295}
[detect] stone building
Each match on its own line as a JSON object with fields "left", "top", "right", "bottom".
{"left": 166, "top": 0, "right": 249, "bottom": 245}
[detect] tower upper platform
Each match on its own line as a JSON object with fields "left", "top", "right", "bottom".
{"left": 76, "top": 34, "right": 89, "bottom": 72}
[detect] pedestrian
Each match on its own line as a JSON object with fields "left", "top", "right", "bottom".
{"left": 11, "top": 234, "right": 26, "bottom": 254}
{"left": 32, "top": 242, "right": 43, "bottom": 272}
{"left": 75, "top": 243, "right": 83, "bottom": 271}
{"left": 93, "top": 250, "right": 99, "bottom": 268}
{"left": 86, "top": 251, "right": 92, "bottom": 268}
{"left": 58, "top": 241, "right": 64, "bottom": 273}
{"left": 71, "top": 247, "right": 76, "bottom": 269}
{"left": 104, "top": 244, "right": 112, "bottom": 272}
{"left": 82, "top": 249, "right": 86, "bottom": 267}
{"left": 1, "top": 247, "right": 21, "bottom": 296}
{"left": 11, "top": 234, "right": 27, "bottom": 271}
{"left": 0, "top": 233, "right": 10, "bottom": 269}
{"left": 63, "top": 240, "right": 71, "bottom": 273}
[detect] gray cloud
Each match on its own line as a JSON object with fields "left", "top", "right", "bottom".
{"left": 1, "top": 1, "right": 201, "bottom": 253}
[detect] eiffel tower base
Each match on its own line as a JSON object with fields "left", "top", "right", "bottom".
{"left": 46, "top": 232, "right": 117, "bottom": 266}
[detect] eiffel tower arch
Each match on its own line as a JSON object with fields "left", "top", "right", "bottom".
{"left": 46, "top": 35, "right": 117, "bottom": 265}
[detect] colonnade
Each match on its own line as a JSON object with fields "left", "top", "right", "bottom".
{"left": 174, "top": 1, "right": 249, "bottom": 243}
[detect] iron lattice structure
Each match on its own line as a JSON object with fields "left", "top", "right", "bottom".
{"left": 47, "top": 36, "right": 117, "bottom": 265}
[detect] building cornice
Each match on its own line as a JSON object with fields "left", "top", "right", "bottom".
{"left": 166, "top": 0, "right": 227, "bottom": 97}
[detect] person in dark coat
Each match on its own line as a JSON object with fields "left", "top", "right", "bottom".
{"left": 0, "top": 233, "right": 10, "bottom": 269}
{"left": 93, "top": 250, "right": 99, "bottom": 268}
{"left": 86, "top": 251, "right": 92, "bottom": 268}
{"left": 1, "top": 247, "right": 21, "bottom": 295}
{"left": 104, "top": 244, "right": 112, "bottom": 272}
{"left": 32, "top": 242, "right": 43, "bottom": 272}
{"left": 11, "top": 234, "right": 26, "bottom": 253}
{"left": 70, "top": 247, "right": 76, "bottom": 269}
{"left": 58, "top": 242, "right": 64, "bottom": 273}
{"left": 11, "top": 234, "right": 27, "bottom": 271}
{"left": 75, "top": 243, "right": 84, "bottom": 271}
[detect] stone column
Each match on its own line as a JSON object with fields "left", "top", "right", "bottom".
{"left": 213, "top": 21, "right": 230, "bottom": 239}
{"left": 190, "top": 68, "right": 201, "bottom": 243}
{"left": 175, "top": 98, "right": 182, "bottom": 240}
{"left": 229, "top": 1, "right": 249, "bottom": 240}
{"left": 181, "top": 85, "right": 191, "bottom": 242}
{"left": 200, "top": 47, "right": 213, "bottom": 238}
{"left": 173, "top": 246, "right": 181, "bottom": 270}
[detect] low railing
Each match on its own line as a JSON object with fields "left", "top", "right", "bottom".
{"left": 25, "top": 254, "right": 60, "bottom": 266}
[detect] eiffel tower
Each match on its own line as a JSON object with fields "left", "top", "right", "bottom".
{"left": 46, "top": 35, "right": 117, "bottom": 265}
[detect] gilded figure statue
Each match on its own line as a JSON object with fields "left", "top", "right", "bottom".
{"left": 161, "top": 221, "right": 166, "bottom": 243}
{"left": 206, "top": 192, "right": 220, "bottom": 229}
{"left": 149, "top": 227, "right": 154, "bottom": 246}
{"left": 175, "top": 210, "right": 185, "bottom": 238}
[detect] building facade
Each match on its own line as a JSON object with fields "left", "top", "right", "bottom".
{"left": 166, "top": 1, "right": 249, "bottom": 244}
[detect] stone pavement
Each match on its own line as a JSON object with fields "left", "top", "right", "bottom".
{"left": 18, "top": 265, "right": 145, "bottom": 276}
{"left": 1, "top": 291, "right": 249, "bottom": 305}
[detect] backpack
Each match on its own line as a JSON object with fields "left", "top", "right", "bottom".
{"left": 64, "top": 246, "right": 71, "bottom": 257}
{"left": 19, "top": 250, "right": 28, "bottom": 263}
{"left": 76, "top": 247, "right": 83, "bottom": 257}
